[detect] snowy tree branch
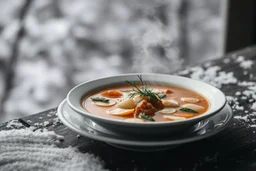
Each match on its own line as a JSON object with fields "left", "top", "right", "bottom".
{"left": 0, "top": 0, "right": 33, "bottom": 115}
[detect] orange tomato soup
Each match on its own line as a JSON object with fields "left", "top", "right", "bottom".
{"left": 81, "top": 84, "right": 209, "bottom": 122}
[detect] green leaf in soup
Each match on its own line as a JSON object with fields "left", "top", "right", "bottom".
{"left": 91, "top": 97, "right": 109, "bottom": 103}
{"left": 139, "top": 112, "right": 155, "bottom": 122}
{"left": 179, "top": 107, "right": 198, "bottom": 113}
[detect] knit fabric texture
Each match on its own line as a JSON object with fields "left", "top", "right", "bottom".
{"left": 0, "top": 129, "right": 108, "bottom": 171}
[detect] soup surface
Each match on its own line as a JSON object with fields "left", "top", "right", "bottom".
{"left": 81, "top": 80, "right": 209, "bottom": 123}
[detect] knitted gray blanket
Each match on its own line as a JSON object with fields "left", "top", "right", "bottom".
{"left": 0, "top": 129, "right": 108, "bottom": 171}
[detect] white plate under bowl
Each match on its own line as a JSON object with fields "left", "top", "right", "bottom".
{"left": 58, "top": 99, "right": 233, "bottom": 152}
{"left": 66, "top": 73, "right": 227, "bottom": 135}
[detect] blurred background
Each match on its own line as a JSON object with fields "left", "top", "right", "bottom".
{"left": 0, "top": 0, "right": 224, "bottom": 122}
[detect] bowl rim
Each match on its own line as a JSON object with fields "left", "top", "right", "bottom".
{"left": 66, "top": 73, "right": 227, "bottom": 126}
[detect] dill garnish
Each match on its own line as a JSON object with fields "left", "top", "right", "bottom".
{"left": 91, "top": 97, "right": 109, "bottom": 103}
{"left": 126, "top": 75, "right": 161, "bottom": 100}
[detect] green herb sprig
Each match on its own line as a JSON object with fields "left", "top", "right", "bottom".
{"left": 126, "top": 75, "right": 161, "bottom": 100}
{"left": 91, "top": 97, "right": 109, "bottom": 103}
{"left": 139, "top": 112, "right": 155, "bottom": 121}
{"left": 179, "top": 107, "right": 198, "bottom": 113}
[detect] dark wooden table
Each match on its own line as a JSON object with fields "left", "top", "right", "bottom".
{"left": 1, "top": 46, "right": 256, "bottom": 171}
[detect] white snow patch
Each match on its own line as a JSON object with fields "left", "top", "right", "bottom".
{"left": 184, "top": 66, "right": 237, "bottom": 88}
{"left": 43, "top": 121, "right": 50, "bottom": 126}
{"left": 238, "top": 81, "right": 255, "bottom": 86}
{"left": 6, "top": 119, "right": 24, "bottom": 129}
{"left": 26, "top": 120, "right": 32, "bottom": 124}
{"left": 223, "top": 58, "right": 230, "bottom": 64}
{"left": 226, "top": 96, "right": 234, "bottom": 102}
{"left": 240, "top": 60, "right": 253, "bottom": 69}
{"left": 235, "top": 105, "right": 244, "bottom": 111}
{"left": 235, "top": 92, "right": 241, "bottom": 96}
{"left": 251, "top": 102, "right": 256, "bottom": 111}
{"left": 234, "top": 115, "right": 249, "bottom": 122}
{"left": 236, "top": 56, "right": 244, "bottom": 62}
